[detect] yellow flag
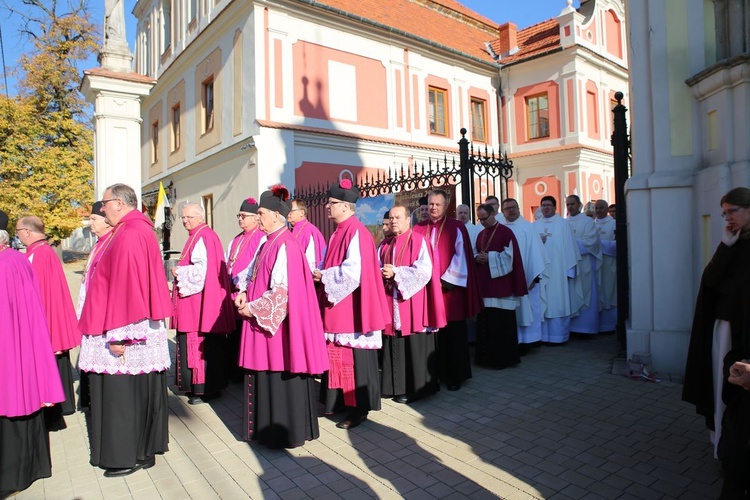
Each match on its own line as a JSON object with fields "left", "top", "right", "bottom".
{"left": 154, "top": 182, "right": 170, "bottom": 228}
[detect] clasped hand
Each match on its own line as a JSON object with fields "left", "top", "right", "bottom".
{"left": 381, "top": 264, "right": 395, "bottom": 280}
{"left": 234, "top": 292, "right": 254, "bottom": 318}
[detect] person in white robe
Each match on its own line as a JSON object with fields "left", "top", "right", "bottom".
{"left": 501, "top": 198, "right": 548, "bottom": 348}
{"left": 533, "top": 196, "right": 581, "bottom": 343}
{"left": 456, "top": 203, "right": 481, "bottom": 343}
{"left": 594, "top": 200, "right": 617, "bottom": 332}
{"left": 566, "top": 195, "right": 603, "bottom": 335}
{"left": 456, "top": 204, "right": 482, "bottom": 249}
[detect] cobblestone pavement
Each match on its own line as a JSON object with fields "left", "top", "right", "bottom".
{"left": 10, "top": 260, "right": 723, "bottom": 499}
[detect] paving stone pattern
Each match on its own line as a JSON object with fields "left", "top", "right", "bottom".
{"left": 12, "top": 261, "right": 723, "bottom": 499}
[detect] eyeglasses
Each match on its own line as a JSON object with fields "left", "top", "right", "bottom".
{"left": 15, "top": 228, "right": 31, "bottom": 235}
{"left": 478, "top": 216, "right": 490, "bottom": 222}
{"left": 326, "top": 200, "right": 346, "bottom": 206}
{"left": 236, "top": 213, "right": 255, "bottom": 220}
{"left": 502, "top": 205, "right": 519, "bottom": 211}
{"left": 100, "top": 198, "right": 119, "bottom": 206}
{"left": 722, "top": 207, "right": 744, "bottom": 218}
{"left": 181, "top": 215, "right": 200, "bottom": 220}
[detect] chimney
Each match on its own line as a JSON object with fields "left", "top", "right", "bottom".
{"left": 497, "top": 22, "right": 518, "bottom": 54}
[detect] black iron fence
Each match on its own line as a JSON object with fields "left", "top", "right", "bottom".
{"left": 293, "top": 128, "right": 514, "bottom": 238}
{"left": 611, "top": 91, "right": 630, "bottom": 353}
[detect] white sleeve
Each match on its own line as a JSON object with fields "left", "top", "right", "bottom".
{"left": 601, "top": 239, "right": 616, "bottom": 256}
{"left": 320, "top": 230, "right": 362, "bottom": 305}
{"left": 393, "top": 239, "right": 432, "bottom": 300}
{"left": 175, "top": 239, "right": 208, "bottom": 296}
{"left": 305, "top": 236, "right": 316, "bottom": 273}
{"left": 441, "top": 230, "right": 468, "bottom": 287}
{"left": 488, "top": 244, "right": 514, "bottom": 279}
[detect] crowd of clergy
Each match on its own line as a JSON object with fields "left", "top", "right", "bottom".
{"left": 0, "top": 179, "right": 619, "bottom": 496}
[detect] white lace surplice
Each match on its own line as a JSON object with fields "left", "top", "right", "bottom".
{"left": 391, "top": 239, "right": 432, "bottom": 331}
{"left": 247, "top": 245, "right": 289, "bottom": 335}
{"left": 174, "top": 239, "right": 207, "bottom": 296}
{"left": 321, "top": 230, "right": 382, "bottom": 349}
{"left": 78, "top": 318, "right": 171, "bottom": 375}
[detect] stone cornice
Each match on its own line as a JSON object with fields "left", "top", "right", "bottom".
{"left": 686, "top": 55, "right": 750, "bottom": 101}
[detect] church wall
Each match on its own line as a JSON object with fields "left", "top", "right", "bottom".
{"left": 258, "top": 5, "right": 500, "bottom": 154}
{"left": 144, "top": 146, "right": 258, "bottom": 249}
{"left": 626, "top": 0, "right": 750, "bottom": 375}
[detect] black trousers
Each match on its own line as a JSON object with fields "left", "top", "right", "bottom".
{"left": 244, "top": 371, "right": 319, "bottom": 449}
{"left": 381, "top": 331, "right": 438, "bottom": 400}
{"left": 88, "top": 372, "right": 169, "bottom": 469}
{"left": 475, "top": 307, "right": 520, "bottom": 369}
{"left": 175, "top": 332, "right": 228, "bottom": 396}
{"left": 321, "top": 347, "right": 381, "bottom": 415}
{"left": 436, "top": 320, "right": 472, "bottom": 385}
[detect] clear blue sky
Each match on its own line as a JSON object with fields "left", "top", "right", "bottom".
{"left": 0, "top": 0, "right": 579, "bottom": 95}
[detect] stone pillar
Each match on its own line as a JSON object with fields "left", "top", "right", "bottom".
{"left": 81, "top": 71, "right": 154, "bottom": 204}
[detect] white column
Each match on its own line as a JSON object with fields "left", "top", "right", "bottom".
{"left": 81, "top": 72, "right": 154, "bottom": 205}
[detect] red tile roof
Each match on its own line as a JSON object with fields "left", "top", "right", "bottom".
{"left": 491, "top": 19, "right": 561, "bottom": 65}
{"left": 303, "top": 0, "right": 501, "bottom": 64}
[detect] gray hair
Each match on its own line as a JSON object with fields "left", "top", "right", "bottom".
{"left": 0, "top": 230, "right": 8, "bottom": 246}
{"left": 106, "top": 183, "right": 138, "bottom": 208}
{"left": 182, "top": 203, "right": 206, "bottom": 219}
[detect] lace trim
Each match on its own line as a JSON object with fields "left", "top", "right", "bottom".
{"left": 78, "top": 319, "right": 171, "bottom": 375}
{"left": 248, "top": 284, "right": 289, "bottom": 335}
{"left": 393, "top": 267, "right": 430, "bottom": 301}
{"left": 325, "top": 331, "right": 382, "bottom": 349}
{"left": 76, "top": 282, "right": 86, "bottom": 321}
{"left": 175, "top": 265, "right": 205, "bottom": 296}
{"left": 320, "top": 267, "right": 359, "bottom": 305}
{"left": 106, "top": 318, "right": 150, "bottom": 342}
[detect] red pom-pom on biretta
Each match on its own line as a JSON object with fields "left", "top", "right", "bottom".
{"left": 339, "top": 178, "right": 353, "bottom": 190}
{"left": 270, "top": 184, "right": 290, "bottom": 201}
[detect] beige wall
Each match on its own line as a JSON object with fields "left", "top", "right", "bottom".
{"left": 156, "top": 152, "right": 258, "bottom": 251}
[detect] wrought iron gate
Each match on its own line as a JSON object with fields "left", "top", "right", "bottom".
{"left": 293, "top": 128, "right": 514, "bottom": 237}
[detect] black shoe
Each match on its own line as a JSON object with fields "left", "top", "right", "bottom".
{"left": 446, "top": 383, "right": 462, "bottom": 391}
{"left": 188, "top": 396, "right": 204, "bottom": 405}
{"left": 103, "top": 456, "right": 156, "bottom": 478}
{"left": 393, "top": 395, "right": 409, "bottom": 404}
{"left": 336, "top": 412, "right": 367, "bottom": 429}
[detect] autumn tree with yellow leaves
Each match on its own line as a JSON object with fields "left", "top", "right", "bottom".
{"left": 0, "top": 0, "right": 99, "bottom": 243}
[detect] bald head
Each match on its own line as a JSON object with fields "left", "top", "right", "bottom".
{"left": 456, "top": 204, "right": 471, "bottom": 224}
{"left": 18, "top": 215, "right": 44, "bottom": 234}
{"left": 16, "top": 215, "right": 46, "bottom": 246}
{"left": 594, "top": 199, "right": 609, "bottom": 220}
